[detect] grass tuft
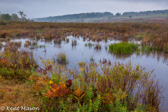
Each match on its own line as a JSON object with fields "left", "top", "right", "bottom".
{"left": 109, "top": 42, "right": 138, "bottom": 54}
{"left": 56, "top": 53, "right": 68, "bottom": 65}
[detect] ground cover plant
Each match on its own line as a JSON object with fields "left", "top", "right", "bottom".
{"left": 27, "top": 59, "right": 161, "bottom": 112}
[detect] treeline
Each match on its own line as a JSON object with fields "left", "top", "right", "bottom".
{"left": 35, "top": 9, "right": 168, "bottom": 22}
{"left": 55, "top": 12, "right": 113, "bottom": 19}
{"left": 35, "top": 12, "right": 113, "bottom": 22}
{"left": 0, "top": 11, "right": 31, "bottom": 21}
{"left": 123, "top": 9, "right": 168, "bottom": 16}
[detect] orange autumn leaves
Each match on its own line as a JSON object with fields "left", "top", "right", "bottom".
{"left": 102, "top": 93, "right": 115, "bottom": 104}
{"left": 43, "top": 82, "right": 70, "bottom": 98}
{"left": 0, "top": 59, "right": 7, "bottom": 65}
{"left": 43, "top": 82, "right": 86, "bottom": 101}
{"left": 102, "top": 88, "right": 128, "bottom": 104}
{"left": 0, "top": 58, "right": 15, "bottom": 68}
{"left": 32, "top": 75, "right": 86, "bottom": 101}
{"left": 73, "top": 87, "right": 86, "bottom": 102}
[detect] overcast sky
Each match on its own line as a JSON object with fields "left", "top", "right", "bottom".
{"left": 0, "top": 0, "right": 167, "bottom": 19}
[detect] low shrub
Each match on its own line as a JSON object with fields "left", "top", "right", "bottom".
{"left": 0, "top": 50, "right": 36, "bottom": 80}
{"left": 0, "top": 68, "right": 32, "bottom": 81}
{"left": 30, "top": 59, "right": 161, "bottom": 112}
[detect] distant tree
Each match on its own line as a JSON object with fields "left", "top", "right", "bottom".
{"left": 18, "top": 11, "right": 27, "bottom": 21}
{"left": 129, "top": 15, "right": 132, "bottom": 18}
{"left": 116, "top": 13, "right": 121, "bottom": 16}
{"left": 22, "top": 13, "right": 27, "bottom": 21}
{"left": 0, "top": 14, "right": 12, "bottom": 20}
{"left": 11, "top": 14, "right": 19, "bottom": 21}
{"left": 19, "top": 11, "right": 23, "bottom": 17}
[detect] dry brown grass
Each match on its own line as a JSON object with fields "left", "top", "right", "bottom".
{"left": 0, "top": 78, "right": 42, "bottom": 111}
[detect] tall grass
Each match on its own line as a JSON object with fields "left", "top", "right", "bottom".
{"left": 109, "top": 42, "right": 138, "bottom": 54}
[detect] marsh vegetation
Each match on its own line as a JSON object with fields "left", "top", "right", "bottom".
{"left": 109, "top": 42, "right": 139, "bottom": 54}
{"left": 0, "top": 21, "right": 168, "bottom": 112}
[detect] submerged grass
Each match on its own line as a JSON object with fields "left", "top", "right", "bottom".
{"left": 109, "top": 42, "right": 139, "bottom": 54}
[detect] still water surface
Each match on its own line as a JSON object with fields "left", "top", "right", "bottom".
{"left": 2, "top": 36, "right": 168, "bottom": 111}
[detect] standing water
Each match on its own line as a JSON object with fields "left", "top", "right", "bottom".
{"left": 1, "top": 36, "right": 168, "bottom": 111}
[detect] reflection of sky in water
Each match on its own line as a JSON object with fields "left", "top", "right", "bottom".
{"left": 2, "top": 36, "right": 168, "bottom": 111}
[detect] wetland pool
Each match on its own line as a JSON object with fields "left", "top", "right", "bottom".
{"left": 1, "top": 36, "right": 168, "bottom": 111}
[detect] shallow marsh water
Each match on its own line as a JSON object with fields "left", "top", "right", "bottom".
{"left": 1, "top": 36, "right": 168, "bottom": 111}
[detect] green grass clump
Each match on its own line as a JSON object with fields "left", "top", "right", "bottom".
{"left": 142, "top": 45, "right": 155, "bottom": 54}
{"left": 35, "top": 30, "right": 42, "bottom": 33}
{"left": 109, "top": 42, "right": 138, "bottom": 54}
